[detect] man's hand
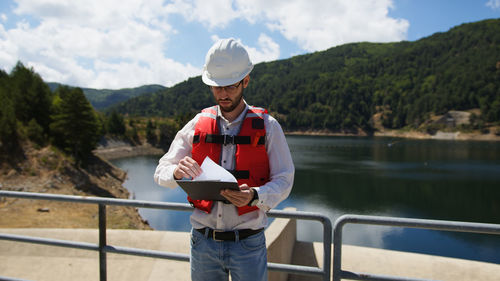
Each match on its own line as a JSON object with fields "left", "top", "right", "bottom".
{"left": 173, "top": 156, "right": 202, "bottom": 180}
{"left": 220, "top": 184, "right": 254, "bottom": 207}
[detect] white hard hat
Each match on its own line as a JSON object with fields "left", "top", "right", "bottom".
{"left": 202, "top": 38, "right": 254, "bottom": 86}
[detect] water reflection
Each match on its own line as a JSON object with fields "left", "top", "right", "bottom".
{"left": 111, "top": 136, "right": 500, "bottom": 264}
{"left": 288, "top": 136, "right": 500, "bottom": 224}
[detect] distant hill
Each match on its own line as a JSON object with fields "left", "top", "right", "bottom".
{"left": 113, "top": 19, "right": 500, "bottom": 133}
{"left": 48, "top": 83, "right": 166, "bottom": 111}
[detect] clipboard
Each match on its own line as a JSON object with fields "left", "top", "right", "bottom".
{"left": 176, "top": 180, "right": 240, "bottom": 201}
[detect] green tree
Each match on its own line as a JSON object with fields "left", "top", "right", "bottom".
{"left": 124, "top": 119, "right": 140, "bottom": 144}
{"left": 0, "top": 75, "right": 18, "bottom": 151}
{"left": 107, "top": 110, "right": 126, "bottom": 136}
{"left": 27, "top": 118, "right": 45, "bottom": 146}
{"left": 9, "top": 62, "right": 52, "bottom": 136}
{"left": 158, "top": 120, "right": 179, "bottom": 149}
{"left": 50, "top": 86, "right": 101, "bottom": 165}
{"left": 146, "top": 120, "right": 157, "bottom": 145}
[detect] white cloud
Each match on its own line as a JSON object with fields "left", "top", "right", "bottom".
{"left": 1, "top": 0, "right": 409, "bottom": 89}
{"left": 182, "top": 0, "right": 408, "bottom": 52}
{"left": 245, "top": 34, "right": 280, "bottom": 63}
{"left": 92, "top": 58, "right": 199, "bottom": 89}
{"left": 1, "top": 14, "right": 7, "bottom": 22}
{"left": 169, "top": 0, "right": 409, "bottom": 52}
{"left": 236, "top": 0, "right": 409, "bottom": 52}
{"left": 1, "top": 0, "right": 199, "bottom": 89}
{"left": 486, "top": 0, "right": 500, "bottom": 10}
{"left": 166, "top": 0, "right": 238, "bottom": 29}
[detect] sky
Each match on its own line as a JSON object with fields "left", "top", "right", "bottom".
{"left": 0, "top": 0, "right": 499, "bottom": 89}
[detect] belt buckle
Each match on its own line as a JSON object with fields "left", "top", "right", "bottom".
{"left": 224, "top": 135, "right": 234, "bottom": 145}
{"left": 212, "top": 230, "right": 223, "bottom": 242}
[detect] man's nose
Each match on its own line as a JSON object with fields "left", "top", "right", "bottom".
{"left": 218, "top": 90, "right": 230, "bottom": 98}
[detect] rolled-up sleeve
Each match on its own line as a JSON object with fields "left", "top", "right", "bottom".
{"left": 254, "top": 115, "right": 295, "bottom": 211}
{"left": 154, "top": 117, "right": 198, "bottom": 188}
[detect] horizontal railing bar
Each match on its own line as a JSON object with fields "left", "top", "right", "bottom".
{"left": 267, "top": 262, "right": 324, "bottom": 276}
{"left": 0, "top": 190, "right": 331, "bottom": 279}
{"left": 104, "top": 245, "right": 190, "bottom": 261}
{"left": 0, "top": 233, "right": 98, "bottom": 251}
{"left": 0, "top": 276, "right": 33, "bottom": 281}
{"left": 106, "top": 246, "right": 325, "bottom": 276}
{"left": 0, "top": 233, "right": 324, "bottom": 276}
{"left": 106, "top": 243, "right": 324, "bottom": 276}
{"left": 0, "top": 190, "right": 193, "bottom": 212}
{"left": 335, "top": 214, "right": 500, "bottom": 235}
{"left": 105, "top": 244, "right": 324, "bottom": 276}
{"left": 0, "top": 191, "right": 330, "bottom": 223}
{"left": 341, "top": 270, "right": 436, "bottom": 281}
{"left": 267, "top": 208, "right": 331, "bottom": 223}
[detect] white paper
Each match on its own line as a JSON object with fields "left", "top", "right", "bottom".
{"left": 193, "top": 156, "right": 237, "bottom": 183}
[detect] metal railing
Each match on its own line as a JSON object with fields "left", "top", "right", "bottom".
{"left": 333, "top": 214, "right": 500, "bottom": 281}
{"left": 0, "top": 190, "right": 332, "bottom": 281}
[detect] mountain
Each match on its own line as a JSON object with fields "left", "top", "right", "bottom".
{"left": 48, "top": 83, "right": 166, "bottom": 111}
{"left": 111, "top": 19, "right": 500, "bottom": 133}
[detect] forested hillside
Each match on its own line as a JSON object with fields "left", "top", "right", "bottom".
{"left": 0, "top": 62, "right": 179, "bottom": 164}
{"left": 112, "top": 19, "right": 500, "bottom": 133}
{"left": 0, "top": 62, "right": 184, "bottom": 166}
{"left": 48, "top": 83, "right": 166, "bottom": 111}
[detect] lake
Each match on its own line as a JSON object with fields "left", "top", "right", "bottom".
{"left": 110, "top": 135, "right": 500, "bottom": 264}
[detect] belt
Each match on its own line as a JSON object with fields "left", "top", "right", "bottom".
{"left": 195, "top": 228, "right": 263, "bottom": 241}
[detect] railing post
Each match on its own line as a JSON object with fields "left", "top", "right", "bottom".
{"left": 98, "top": 204, "right": 107, "bottom": 281}
{"left": 322, "top": 216, "right": 332, "bottom": 281}
{"left": 332, "top": 216, "right": 345, "bottom": 281}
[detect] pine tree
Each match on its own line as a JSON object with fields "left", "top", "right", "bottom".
{"left": 0, "top": 74, "right": 18, "bottom": 151}
{"left": 27, "top": 119, "right": 45, "bottom": 146}
{"left": 158, "top": 120, "right": 179, "bottom": 149}
{"left": 50, "top": 86, "right": 101, "bottom": 165}
{"left": 9, "top": 62, "right": 52, "bottom": 136}
{"left": 106, "top": 110, "right": 126, "bottom": 136}
{"left": 146, "top": 119, "right": 157, "bottom": 145}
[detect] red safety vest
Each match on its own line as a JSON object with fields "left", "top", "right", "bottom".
{"left": 189, "top": 105, "right": 270, "bottom": 215}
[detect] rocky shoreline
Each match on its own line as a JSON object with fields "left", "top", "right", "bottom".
{"left": 286, "top": 129, "right": 500, "bottom": 141}
{"left": 0, "top": 144, "right": 151, "bottom": 229}
{"left": 94, "top": 143, "right": 165, "bottom": 160}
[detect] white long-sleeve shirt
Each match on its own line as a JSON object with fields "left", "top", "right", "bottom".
{"left": 154, "top": 102, "right": 294, "bottom": 231}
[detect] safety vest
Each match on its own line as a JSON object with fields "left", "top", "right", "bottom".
{"left": 189, "top": 105, "right": 270, "bottom": 215}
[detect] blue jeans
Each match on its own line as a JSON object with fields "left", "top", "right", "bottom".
{"left": 190, "top": 228, "right": 268, "bottom": 281}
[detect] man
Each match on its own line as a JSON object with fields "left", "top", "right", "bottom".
{"left": 154, "top": 38, "right": 294, "bottom": 281}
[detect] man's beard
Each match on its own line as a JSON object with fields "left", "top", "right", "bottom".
{"left": 218, "top": 88, "right": 244, "bottom": 113}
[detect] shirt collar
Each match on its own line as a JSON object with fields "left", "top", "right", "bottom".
{"left": 217, "top": 100, "right": 249, "bottom": 124}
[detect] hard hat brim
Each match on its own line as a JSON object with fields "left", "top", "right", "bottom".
{"left": 202, "top": 65, "right": 253, "bottom": 87}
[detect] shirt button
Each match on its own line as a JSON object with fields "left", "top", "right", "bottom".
{"left": 218, "top": 214, "right": 222, "bottom": 218}
{"left": 223, "top": 160, "right": 227, "bottom": 163}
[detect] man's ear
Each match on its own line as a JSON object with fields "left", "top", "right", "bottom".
{"left": 243, "top": 75, "right": 250, "bottom": 88}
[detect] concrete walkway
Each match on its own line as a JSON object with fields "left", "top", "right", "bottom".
{"left": 0, "top": 228, "right": 190, "bottom": 281}
{"left": 292, "top": 242, "right": 500, "bottom": 281}
{"left": 1, "top": 226, "right": 499, "bottom": 281}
